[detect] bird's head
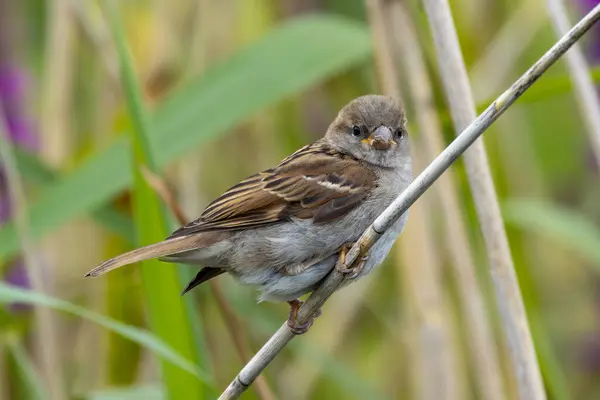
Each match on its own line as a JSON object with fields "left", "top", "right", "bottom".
{"left": 326, "top": 95, "right": 410, "bottom": 168}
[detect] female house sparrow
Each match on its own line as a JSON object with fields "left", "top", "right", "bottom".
{"left": 86, "top": 95, "right": 412, "bottom": 333}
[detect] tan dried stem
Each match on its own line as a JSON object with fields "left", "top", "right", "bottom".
{"left": 69, "top": 0, "right": 119, "bottom": 84}
{"left": 390, "top": 2, "right": 506, "bottom": 399}
{"left": 0, "top": 105, "right": 65, "bottom": 399}
{"left": 547, "top": 0, "right": 600, "bottom": 171}
{"left": 420, "top": 0, "right": 546, "bottom": 398}
{"left": 40, "top": 0, "right": 74, "bottom": 168}
{"left": 367, "top": 0, "right": 462, "bottom": 398}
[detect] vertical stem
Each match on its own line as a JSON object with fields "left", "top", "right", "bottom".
{"left": 0, "top": 104, "right": 64, "bottom": 399}
{"left": 420, "top": 0, "right": 546, "bottom": 398}
{"left": 366, "top": 0, "right": 463, "bottom": 398}
{"left": 36, "top": 3, "right": 75, "bottom": 394}
{"left": 390, "top": 3, "right": 507, "bottom": 400}
{"left": 40, "top": 0, "right": 74, "bottom": 167}
{"left": 546, "top": 0, "right": 600, "bottom": 170}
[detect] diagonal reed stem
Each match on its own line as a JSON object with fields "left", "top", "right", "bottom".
{"left": 218, "top": 5, "right": 600, "bottom": 398}
{"left": 390, "top": 2, "right": 507, "bottom": 399}
{"left": 366, "top": 0, "right": 462, "bottom": 398}
{"left": 420, "top": 0, "right": 566, "bottom": 398}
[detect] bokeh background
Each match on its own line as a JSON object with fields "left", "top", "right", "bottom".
{"left": 0, "top": 0, "right": 599, "bottom": 399}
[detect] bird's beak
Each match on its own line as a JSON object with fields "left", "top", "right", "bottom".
{"left": 364, "top": 126, "right": 395, "bottom": 150}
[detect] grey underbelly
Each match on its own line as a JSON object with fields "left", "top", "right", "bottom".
{"left": 255, "top": 212, "right": 408, "bottom": 302}
{"left": 165, "top": 201, "right": 408, "bottom": 301}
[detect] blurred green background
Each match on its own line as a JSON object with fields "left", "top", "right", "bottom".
{"left": 0, "top": 0, "right": 599, "bottom": 399}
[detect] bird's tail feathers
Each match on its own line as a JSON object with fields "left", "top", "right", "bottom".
{"left": 84, "top": 235, "right": 203, "bottom": 278}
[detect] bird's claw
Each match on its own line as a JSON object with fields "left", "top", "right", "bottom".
{"left": 286, "top": 299, "right": 322, "bottom": 335}
{"left": 336, "top": 256, "right": 368, "bottom": 279}
{"left": 335, "top": 243, "right": 368, "bottom": 279}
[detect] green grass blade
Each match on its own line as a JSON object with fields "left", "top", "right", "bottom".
{"left": 102, "top": 1, "right": 206, "bottom": 399}
{"left": 0, "top": 283, "right": 212, "bottom": 384}
{"left": 5, "top": 337, "right": 48, "bottom": 400}
{"left": 502, "top": 198, "right": 600, "bottom": 265}
{"left": 0, "top": 14, "right": 372, "bottom": 260}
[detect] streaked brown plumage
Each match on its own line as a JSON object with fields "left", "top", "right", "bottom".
{"left": 169, "top": 140, "right": 376, "bottom": 235}
{"left": 85, "top": 95, "right": 413, "bottom": 333}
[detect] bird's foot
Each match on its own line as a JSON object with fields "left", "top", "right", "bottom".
{"left": 286, "top": 299, "right": 322, "bottom": 335}
{"left": 335, "top": 242, "right": 368, "bottom": 279}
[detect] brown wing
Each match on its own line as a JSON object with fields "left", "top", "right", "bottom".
{"left": 168, "top": 140, "right": 376, "bottom": 238}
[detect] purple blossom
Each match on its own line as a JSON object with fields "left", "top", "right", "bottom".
{"left": 0, "top": 2, "right": 38, "bottom": 310}
{"left": 0, "top": 65, "right": 37, "bottom": 151}
{"left": 4, "top": 260, "right": 31, "bottom": 312}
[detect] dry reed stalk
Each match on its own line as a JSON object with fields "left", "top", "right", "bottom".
{"left": 18, "top": 2, "right": 76, "bottom": 397}
{"left": 367, "top": 0, "right": 462, "bottom": 398}
{"left": 547, "top": 0, "right": 600, "bottom": 170}
{"left": 390, "top": 2, "right": 507, "bottom": 399}
{"left": 420, "top": 0, "right": 547, "bottom": 398}
{"left": 40, "top": 0, "right": 74, "bottom": 168}
{"left": 0, "top": 105, "right": 65, "bottom": 399}
{"left": 396, "top": 184, "right": 462, "bottom": 400}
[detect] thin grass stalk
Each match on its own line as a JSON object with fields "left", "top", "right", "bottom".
{"left": 395, "top": 178, "right": 461, "bottom": 400}
{"left": 0, "top": 343, "right": 6, "bottom": 399}
{"left": 69, "top": 0, "right": 119, "bottom": 84}
{"left": 218, "top": 6, "right": 600, "bottom": 398}
{"left": 140, "top": 168, "right": 276, "bottom": 400}
{"left": 0, "top": 104, "right": 63, "bottom": 399}
{"left": 390, "top": 2, "right": 507, "bottom": 399}
{"left": 35, "top": 3, "right": 76, "bottom": 395}
{"left": 72, "top": 0, "right": 142, "bottom": 388}
{"left": 420, "top": 0, "right": 547, "bottom": 398}
{"left": 40, "top": 0, "right": 74, "bottom": 168}
{"left": 546, "top": 0, "right": 600, "bottom": 170}
{"left": 366, "top": 0, "right": 461, "bottom": 398}
{"left": 492, "top": 101, "right": 574, "bottom": 400}
{"left": 5, "top": 336, "right": 48, "bottom": 400}
{"left": 470, "top": 5, "right": 573, "bottom": 394}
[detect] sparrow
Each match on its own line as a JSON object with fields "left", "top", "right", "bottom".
{"left": 85, "top": 95, "right": 413, "bottom": 333}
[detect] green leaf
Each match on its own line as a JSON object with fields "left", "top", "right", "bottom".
{"left": 103, "top": 2, "right": 206, "bottom": 399}
{"left": 12, "top": 147, "right": 135, "bottom": 243}
{"left": 13, "top": 147, "right": 56, "bottom": 185}
{"left": 502, "top": 198, "right": 600, "bottom": 265}
{"left": 0, "top": 283, "right": 211, "bottom": 384}
{"left": 0, "top": 14, "right": 372, "bottom": 261}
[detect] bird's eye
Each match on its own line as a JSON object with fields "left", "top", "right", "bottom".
{"left": 395, "top": 128, "right": 404, "bottom": 139}
{"left": 352, "top": 125, "right": 362, "bottom": 136}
